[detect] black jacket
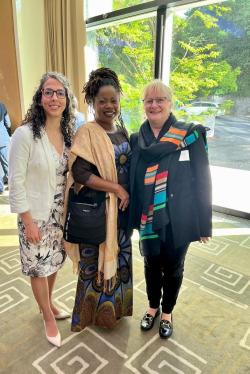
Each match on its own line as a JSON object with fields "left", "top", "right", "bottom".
{"left": 129, "top": 128, "right": 212, "bottom": 249}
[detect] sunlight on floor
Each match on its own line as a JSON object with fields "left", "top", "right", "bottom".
{"left": 211, "top": 166, "right": 250, "bottom": 213}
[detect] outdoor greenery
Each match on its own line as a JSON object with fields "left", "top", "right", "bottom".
{"left": 170, "top": 5, "right": 241, "bottom": 104}
{"left": 113, "top": 0, "right": 150, "bottom": 8}
{"left": 88, "top": 17, "right": 155, "bottom": 131}
{"left": 87, "top": 0, "right": 247, "bottom": 131}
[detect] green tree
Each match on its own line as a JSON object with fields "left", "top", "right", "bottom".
{"left": 113, "top": 0, "right": 149, "bottom": 9}
{"left": 170, "top": 4, "right": 240, "bottom": 103}
{"left": 214, "top": 0, "right": 250, "bottom": 97}
{"left": 87, "top": 1, "right": 243, "bottom": 130}
{"left": 89, "top": 17, "right": 155, "bottom": 131}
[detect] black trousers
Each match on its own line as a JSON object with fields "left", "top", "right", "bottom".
{"left": 144, "top": 226, "right": 189, "bottom": 314}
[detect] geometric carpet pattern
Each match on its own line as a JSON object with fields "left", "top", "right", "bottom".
{"left": 0, "top": 190, "right": 249, "bottom": 374}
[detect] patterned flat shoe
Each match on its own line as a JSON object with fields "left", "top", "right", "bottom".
{"left": 140, "top": 308, "right": 160, "bottom": 331}
{"left": 159, "top": 317, "right": 173, "bottom": 339}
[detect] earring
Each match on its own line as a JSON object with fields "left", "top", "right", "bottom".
{"left": 88, "top": 105, "right": 95, "bottom": 121}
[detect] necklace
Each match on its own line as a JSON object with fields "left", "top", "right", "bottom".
{"left": 105, "top": 125, "right": 117, "bottom": 133}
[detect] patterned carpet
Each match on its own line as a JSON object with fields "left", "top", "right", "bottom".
{"left": 0, "top": 190, "right": 249, "bottom": 374}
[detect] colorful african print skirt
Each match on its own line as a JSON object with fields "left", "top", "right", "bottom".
{"left": 71, "top": 228, "right": 133, "bottom": 331}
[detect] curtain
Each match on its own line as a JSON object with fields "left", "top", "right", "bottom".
{"left": 44, "top": 0, "right": 86, "bottom": 113}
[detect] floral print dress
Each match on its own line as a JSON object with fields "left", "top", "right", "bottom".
{"left": 18, "top": 145, "right": 69, "bottom": 277}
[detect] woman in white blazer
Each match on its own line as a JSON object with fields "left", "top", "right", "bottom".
{"left": 9, "top": 72, "right": 75, "bottom": 347}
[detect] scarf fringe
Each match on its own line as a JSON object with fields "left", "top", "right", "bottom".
{"left": 97, "top": 271, "right": 117, "bottom": 293}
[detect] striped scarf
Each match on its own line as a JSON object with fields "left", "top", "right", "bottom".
{"left": 139, "top": 120, "right": 202, "bottom": 245}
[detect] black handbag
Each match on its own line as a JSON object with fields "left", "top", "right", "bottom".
{"left": 63, "top": 187, "right": 106, "bottom": 245}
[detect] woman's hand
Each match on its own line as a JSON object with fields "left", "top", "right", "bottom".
{"left": 199, "top": 237, "right": 210, "bottom": 243}
{"left": 85, "top": 175, "right": 130, "bottom": 211}
{"left": 63, "top": 239, "right": 72, "bottom": 252}
{"left": 115, "top": 184, "right": 129, "bottom": 211}
{"left": 20, "top": 212, "right": 41, "bottom": 244}
{"left": 24, "top": 221, "right": 42, "bottom": 244}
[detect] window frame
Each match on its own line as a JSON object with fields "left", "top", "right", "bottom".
{"left": 85, "top": 0, "right": 224, "bottom": 78}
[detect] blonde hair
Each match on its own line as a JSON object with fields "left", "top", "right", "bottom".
{"left": 143, "top": 79, "right": 172, "bottom": 103}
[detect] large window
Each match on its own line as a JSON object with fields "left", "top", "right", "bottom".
{"left": 165, "top": 0, "right": 250, "bottom": 214}
{"left": 86, "top": 16, "right": 156, "bottom": 131}
{"left": 85, "top": 0, "right": 250, "bottom": 214}
{"left": 85, "top": 0, "right": 152, "bottom": 18}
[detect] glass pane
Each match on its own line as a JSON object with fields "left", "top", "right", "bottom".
{"left": 86, "top": 0, "right": 151, "bottom": 18}
{"left": 86, "top": 16, "right": 156, "bottom": 132}
{"left": 167, "top": 0, "right": 250, "bottom": 213}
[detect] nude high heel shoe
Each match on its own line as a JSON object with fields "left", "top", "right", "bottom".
{"left": 54, "top": 310, "right": 71, "bottom": 320}
{"left": 39, "top": 305, "right": 70, "bottom": 320}
{"left": 43, "top": 321, "right": 61, "bottom": 347}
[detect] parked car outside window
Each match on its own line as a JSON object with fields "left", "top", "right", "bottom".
{"left": 179, "top": 101, "right": 225, "bottom": 116}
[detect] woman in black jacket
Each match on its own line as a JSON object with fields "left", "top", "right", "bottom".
{"left": 129, "top": 80, "right": 212, "bottom": 339}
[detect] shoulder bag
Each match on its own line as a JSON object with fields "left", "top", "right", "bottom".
{"left": 63, "top": 186, "right": 106, "bottom": 245}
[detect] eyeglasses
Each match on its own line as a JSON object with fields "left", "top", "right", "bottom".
{"left": 143, "top": 97, "right": 168, "bottom": 106}
{"left": 42, "top": 88, "right": 66, "bottom": 99}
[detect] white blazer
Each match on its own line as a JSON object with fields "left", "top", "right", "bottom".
{"left": 9, "top": 124, "right": 59, "bottom": 221}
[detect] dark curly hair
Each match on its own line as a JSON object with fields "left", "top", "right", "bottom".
{"left": 83, "top": 67, "right": 127, "bottom": 135}
{"left": 22, "top": 72, "right": 75, "bottom": 147}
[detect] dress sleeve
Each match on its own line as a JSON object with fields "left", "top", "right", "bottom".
{"left": 71, "top": 156, "right": 100, "bottom": 185}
